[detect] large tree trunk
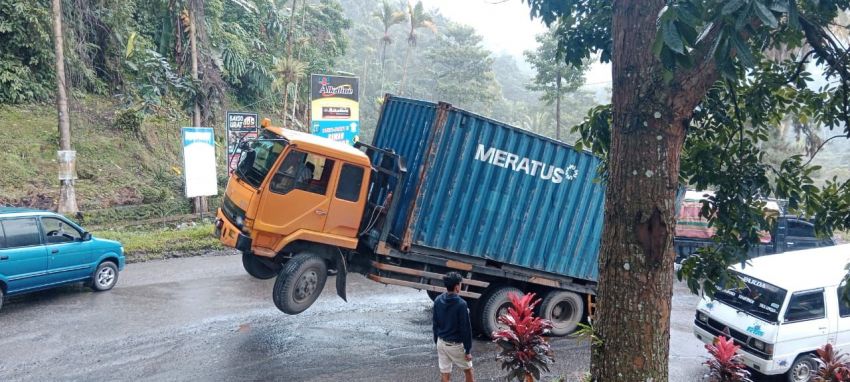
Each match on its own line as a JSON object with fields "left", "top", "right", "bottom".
{"left": 590, "top": 0, "right": 687, "bottom": 379}
{"left": 52, "top": 0, "right": 78, "bottom": 214}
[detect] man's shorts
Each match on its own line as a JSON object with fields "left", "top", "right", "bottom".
{"left": 437, "top": 338, "right": 472, "bottom": 373}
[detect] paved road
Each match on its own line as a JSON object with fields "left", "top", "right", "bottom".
{"left": 0, "top": 253, "right": 712, "bottom": 381}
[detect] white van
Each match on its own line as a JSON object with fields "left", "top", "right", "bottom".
{"left": 693, "top": 244, "right": 850, "bottom": 382}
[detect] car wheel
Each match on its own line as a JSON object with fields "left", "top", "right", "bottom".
{"left": 242, "top": 252, "right": 280, "bottom": 279}
{"left": 478, "top": 286, "right": 523, "bottom": 339}
{"left": 272, "top": 253, "right": 328, "bottom": 314}
{"left": 539, "top": 290, "right": 584, "bottom": 336}
{"left": 787, "top": 353, "right": 817, "bottom": 382}
{"left": 91, "top": 261, "right": 119, "bottom": 291}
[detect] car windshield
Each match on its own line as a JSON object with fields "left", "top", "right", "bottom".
{"left": 713, "top": 272, "right": 787, "bottom": 323}
{"left": 235, "top": 130, "right": 287, "bottom": 188}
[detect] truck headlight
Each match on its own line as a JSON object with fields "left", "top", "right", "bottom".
{"left": 749, "top": 338, "right": 773, "bottom": 354}
{"left": 697, "top": 311, "right": 709, "bottom": 323}
{"left": 235, "top": 215, "right": 244, "bottom": 228}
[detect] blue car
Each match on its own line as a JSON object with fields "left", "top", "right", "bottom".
{"left": 0, "top": 208, "right": 125, "bottom": 311}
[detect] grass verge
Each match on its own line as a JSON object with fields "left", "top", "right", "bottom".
{"left": 92, "top": 223, "right": 228, "bottom": 263}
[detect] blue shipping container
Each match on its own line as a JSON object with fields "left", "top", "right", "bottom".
{"left": 372, "top": 96, "right": 606, "bottom": 281}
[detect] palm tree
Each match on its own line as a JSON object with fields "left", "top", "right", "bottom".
{"left": 399, "top": 0, "right": 435, "bottom": 96}
{"left": 374, "top": 1, "right": 405, "bottom": 94}
{"left": 273, "top": 56, "right": 308, "bottom": 130}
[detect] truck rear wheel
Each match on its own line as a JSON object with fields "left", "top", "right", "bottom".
{"left": 478, "top": 286, "right": 522, "bottom": 339}
{"left": 272, "top": 253, "right": 328, "bottom": 314}
{"left": 242, "top": 252, "right": 279, "bottom": 280}
{"left": 539, "top": 290, "right": 584, "bottom": 336}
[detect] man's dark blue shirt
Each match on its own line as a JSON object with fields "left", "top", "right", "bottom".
{"left": 432, "top": 292, "right": 472, "bottom": 354}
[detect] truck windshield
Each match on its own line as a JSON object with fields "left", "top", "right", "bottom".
{"left": 236, "top": 130, "right": 287, "bottom": 188}
{"left": 713, "top": 273, "right": 787, "bottom": 323}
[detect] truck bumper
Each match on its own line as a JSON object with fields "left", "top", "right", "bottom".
{"left": 693, "top": 325, "right": 787, "bottom": 375}
{"left": 215, "top": 208, "right": 252, "bottom": 252}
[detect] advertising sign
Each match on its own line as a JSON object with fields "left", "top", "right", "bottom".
{"left": 310, "top": 74, "right": 360, "bottom": 145}
{"left": 226, "top": 111, "right": 259, "bottom": 174}
{"left": 181, "top": 127, "right": 218, "bottom": 197}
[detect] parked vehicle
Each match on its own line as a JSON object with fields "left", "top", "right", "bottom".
{"left": 674, "top": 190, "right": 834, "bottom": 264}
{"left": 216, "top": 96, "right": 606, "bottom": 336}
{"left": 0, "top": 208, "right": 125, "bottom": 312}
{"left": 693, "top": 244, "right": 850, "bottom": 382}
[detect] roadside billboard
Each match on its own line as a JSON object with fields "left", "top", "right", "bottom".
{"left": 310, "top": 74, "right": 359, "bottom": 145}
{"left": 181, "top": 127, "right": 218, "bottom": 197}
{"left": 226, "top": 111, "right": 259, "bottom": 174}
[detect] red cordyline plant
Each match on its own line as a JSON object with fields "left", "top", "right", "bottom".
{"left": 492, "top": 292, "right": 555, "bottom": 382}
{"left": 814, "top": 343, "right": 850, "bottom": 382}
{"left": 704, "top": 336, "right": 752, "bottom": 382}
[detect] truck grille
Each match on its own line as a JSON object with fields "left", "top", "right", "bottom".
{"left": 222, "top": 196, "right": 245, "bottom": 228}
{"left": 695, "top": 315, "right": 772, "bottom": 360}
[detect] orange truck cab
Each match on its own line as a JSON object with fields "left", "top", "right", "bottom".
{"left": 216, "top": 119, "right": 377, "bottom": 313}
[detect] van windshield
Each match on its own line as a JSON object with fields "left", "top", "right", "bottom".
{"left": 713, "top": 273, "right": 787, "bottom": 323}
{"left": 236, "top": 130, "right": 287, "bottom": 188}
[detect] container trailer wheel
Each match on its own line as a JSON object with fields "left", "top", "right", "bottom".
{"left": 539, "top": 290, "right": 584, "bottom": 336}
{"left": 272, "top": 253, "right": 328, "bottom": 314}
{"left": 242, "top": 252, "right": 280, "bottom": 279}
{"left": 478, "top": 286, "right": 523, "bottom": 338}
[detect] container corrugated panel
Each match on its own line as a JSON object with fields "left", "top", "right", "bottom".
{"left": 372, "top": 96, "right": 605, "bottom": 281}
{"left": 371, "top": 97, "right": 439, "bottom": 241}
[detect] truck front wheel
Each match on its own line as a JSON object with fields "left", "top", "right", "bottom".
{"left": 539, "top": 290, "right": 584, "bottom": 336}
{"left": 478, "top": 286, "right": 522, "bottom": 338}
{"left": 242, "top": 252, "right": 280, "bottom": 280}
{"left": 272, "top": 253, "right": 328, "bottom": 314}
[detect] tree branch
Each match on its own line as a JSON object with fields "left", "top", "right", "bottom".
{"left": 801, "top": 134, "right": 849, "bottom": 167}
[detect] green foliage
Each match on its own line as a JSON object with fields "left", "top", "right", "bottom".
{"left": 92, "top": 223, "right": 222, "bottom": 262}
{"left": 0, "top": 0, "right": 54, "bottom": 103}
{"left": 423, "top": 23, "right": 500, "bottom": 112}
{"left": 524, "top": 26, "right": 588, "bottom": 105}
{"left": 528, "top": 0, "right": 850, "bottom": 298}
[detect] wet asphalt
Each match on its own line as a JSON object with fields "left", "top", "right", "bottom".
{"left": 0, "top": 253, "right": 720, "bottom": 381}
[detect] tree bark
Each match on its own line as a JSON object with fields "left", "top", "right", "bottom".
{"left": 281, "top": 0, "right": 298, "bottom": 124}
{"left": 189, "top": 10, "right": 200, "bottom": 127}
{"left": 188, "top": 6, "right": 207, "bottom": 213}
{"left": 555, "top": 68, "right": 561, "bottom": 141}
{"left": 590, "top": 0, "right": 685, "bottom": 379}
{"left": 399, "top": 43, "right": 411, "bottom": 96}
{"left": 52, "top": 0, "right": 78, "bottom": 214}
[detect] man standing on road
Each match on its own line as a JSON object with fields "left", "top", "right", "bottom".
{"left": 432, "top": 272, "right": 474, "bottom": 382}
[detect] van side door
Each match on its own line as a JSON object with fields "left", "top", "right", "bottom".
{"left": 41, "top": 216, "right": 92, "bottom": 283}
{"left": 777, "top": 289, "right": 830, "bottom": 356}
{"left": 835, "top": 286, "right": 850, "bottom": 352}
{"left": 0, "top": 218, "right": 48, "bottom": 293}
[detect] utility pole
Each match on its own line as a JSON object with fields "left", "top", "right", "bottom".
{"left": 52, "top": 0, "right": 78, "bottom": 214}
{"left": 188, "top": 6, "right": 207, "bottom": 213}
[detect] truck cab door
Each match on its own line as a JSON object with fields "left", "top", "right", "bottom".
{"left": 324, "top": 163, "right": 369, "bottom": 238}
{"left": 252, "top": 149, "right": 336, "bottom": 252}
{"left": 785, "top": 218, "right": 821, "bottom": 251}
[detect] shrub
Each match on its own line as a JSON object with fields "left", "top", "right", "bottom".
{"left": 814, "top": 343, "right": 850, "bottom": 382}
{"left": 492, "top": 292, "right": 555, "bottom": 382}
{"left": 704, "top": 335, "right": 752, "bottom": 382}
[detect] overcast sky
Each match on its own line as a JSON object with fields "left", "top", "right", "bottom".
{"left": 418, "top": 0, "right": 612, "bottom": 89}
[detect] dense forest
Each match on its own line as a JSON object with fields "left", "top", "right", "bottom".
{"left": 0, "top": 0, "right": 845, "bottom": 210}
